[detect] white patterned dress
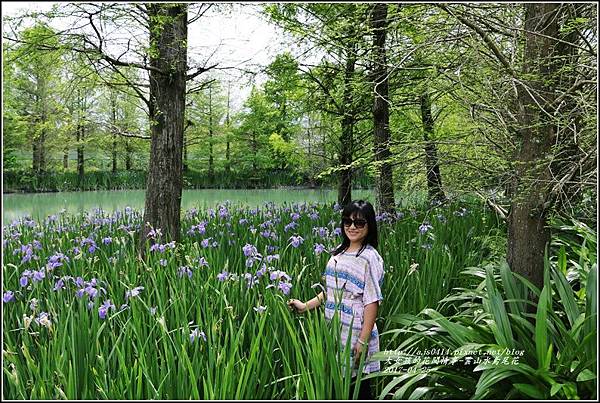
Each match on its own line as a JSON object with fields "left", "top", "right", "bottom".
{"left": 323, "top": 244, "right": 385, "bottom": 375}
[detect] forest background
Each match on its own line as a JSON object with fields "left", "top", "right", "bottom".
{"left": 1, "top": 2, "right": 598, "bottom": 400}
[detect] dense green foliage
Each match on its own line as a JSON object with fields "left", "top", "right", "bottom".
{"left": 371, "top": 219, "right": 597, "bottom": 399}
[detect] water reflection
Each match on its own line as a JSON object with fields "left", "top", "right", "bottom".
{"left": 2, "top": 189, "right": 375, "bottom": 222}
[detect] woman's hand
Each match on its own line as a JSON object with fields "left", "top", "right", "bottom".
{"left": 353, "top": 340, "right": 366, "bottom": 367}
{"left": 287, "top": 299, "right": 307, "bottom": 314}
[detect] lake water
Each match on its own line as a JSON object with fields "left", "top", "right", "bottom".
{"left": 2, "top": 189, "right": 380, "bottom": 222}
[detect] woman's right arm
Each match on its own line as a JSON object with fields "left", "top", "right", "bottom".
{"left": 289, "top": 292, "right": 324, "bottom": 313}
{"left": 305, "top": 291, "right": 325, "bottom": 311}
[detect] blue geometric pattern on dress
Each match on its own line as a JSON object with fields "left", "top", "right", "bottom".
{"left": 324, "top": 300, "right": 353, "bottom": 315}
{"left": 323, "top": 268, "right": 365, "bottom": 289}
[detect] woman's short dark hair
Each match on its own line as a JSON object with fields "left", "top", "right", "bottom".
{"left": 332, "top": 200, "right": 378, "bottom": 256}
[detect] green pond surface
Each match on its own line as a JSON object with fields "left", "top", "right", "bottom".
{"left": 2, "top": 189, "right": 380, "bottom": 223}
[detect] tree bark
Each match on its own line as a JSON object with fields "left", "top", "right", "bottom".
{"left": 420, "top": 91, "right": 446, "bottom": 204}
{"left": 508, "top": 4, "right": 562, "bottom": 293}
{"left": 139, "top": 3, "right": 187, "bottom": 248}
{"left": 63, "top": 148, "right": 68, "bottom": 170}
{"left": 371, "top": 3, "right": 395, "bottom": 214}
{"left": 77, "top": 122, "right": 85, "bottom": 183}
{"left": 125, "top": 140, "right": 132, "bottom": 170}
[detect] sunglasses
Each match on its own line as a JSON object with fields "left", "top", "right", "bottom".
{"left": 342, "top": 217, "right": 367, "bottom": 229}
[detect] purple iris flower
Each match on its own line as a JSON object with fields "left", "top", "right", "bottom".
{"left": 47, "top": 252, "right": 69, "bottom": 270}
{"left": 290, "top": 212, "right": 300, "bottom": 221}
{"left": 125, "top": 286, "right": 144, "bottom": 300}
{"left": 309, "top": 212, "right": 319, "bottom": 220}
{"left": 190, "top": 328, "right": 207, "bottom": 343}
{"left": 159, "top": 259, "right": 167, "bottom": 266}
{"left": 239, "top": 218, "right": 248, "bottom": 225}
{"left": 217, "top": 271, "right": 229, "bottom": 281}
{"left": 74, "top": 277, "right": 84, "bottom": 287}
{"left": 218, "top": 206, "right": 229, "bottom": 218}
{"left": 418, "top": 223, "right": 433, "bottom": 235}
{"left": 185, "top": 207, "right": 198, "bottom": 219}
{"left": 85, "top": 286, "right": 98, "bottom": 299}
{"left": 314, "top": 243, "right": 326, "bottom": 255}
{"left": 243, "top": 244, "right": 258, "bottom": 257}
{"left": 270, "top": 270, "right": 291, "bottom": 282}
{"left": 256, "top": 264, "right": 267, "bottom": 277}
{"left": 197, "top": 257, "right": 209, "bottom": 267}
{"left": 53, "top": 279, "right": 66, "bottom": 292}
{"left": 289, "top": 235, "right": 304, "bottom": 248}
{"left": 333, "top": 228, "right": 342, "bottom": 236}
{"left": 253, "top": 306, "right": 267, "bottom": 313}
{"left": 284, "top": 222, "right": 298, "bottom": 232}
{"left": 265, "top": 254, "right": 280, "bottom": 263}
{"left": 178, "top": 266, "right": 193, "bottom": 278}
{"left": 98, "top": 300, "right": 115, "bottom": 319}
{"left": 313, "top": 227, "right": 328, "bottom": 238}
{"left": 102, "top": 237, "right": 112, "bottom": 245}
{"left": 3, "top": 291, "right": 15, "bottom": 303}
{"left": 19, "top": 276, "right": 29, "bottom": 287}
{"left": 278, "top": 282, "right": 292, "bottom": 295}
{"left": 32, "top": 270, "right": 45, "bottom": 282}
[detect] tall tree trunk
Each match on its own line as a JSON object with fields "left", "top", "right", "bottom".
{"left": 111, "top": 93, "right": 117, "bottom": 173}
{"left": 112, "top": 132, "right": 118, "bottom": 174}
{"left": 508, "top": 4, "right": 562, "bottom": 293}
{"left": 420, "top": 91, "right": 446, "bottom": 204}
{"left": 208, "top": 85, "right": 214, "bottom": 185}
{"left": 140, "top": 3, "right": 187, "bottom": 248}
{"left": 125, "top": 140, "right": 132, "bottom": 170}
{"left": 63, "top": 148, "right": 68, "bottom": 170}
{"left": 338, "top": 42, "right": 357, "bottom": 207}
{"left": 371, "top": 3, "right": 395, "bottom": 213}
{"left": 77, "top": 123, "right": 85, "bottom": 184}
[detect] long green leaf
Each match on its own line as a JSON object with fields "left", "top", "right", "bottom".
{"left": 535, "top": 284, "right": 550, "bottom": 370}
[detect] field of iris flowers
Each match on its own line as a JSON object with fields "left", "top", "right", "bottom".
{"left": 2, "top": 199, "right": 503, "bottom": 399}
